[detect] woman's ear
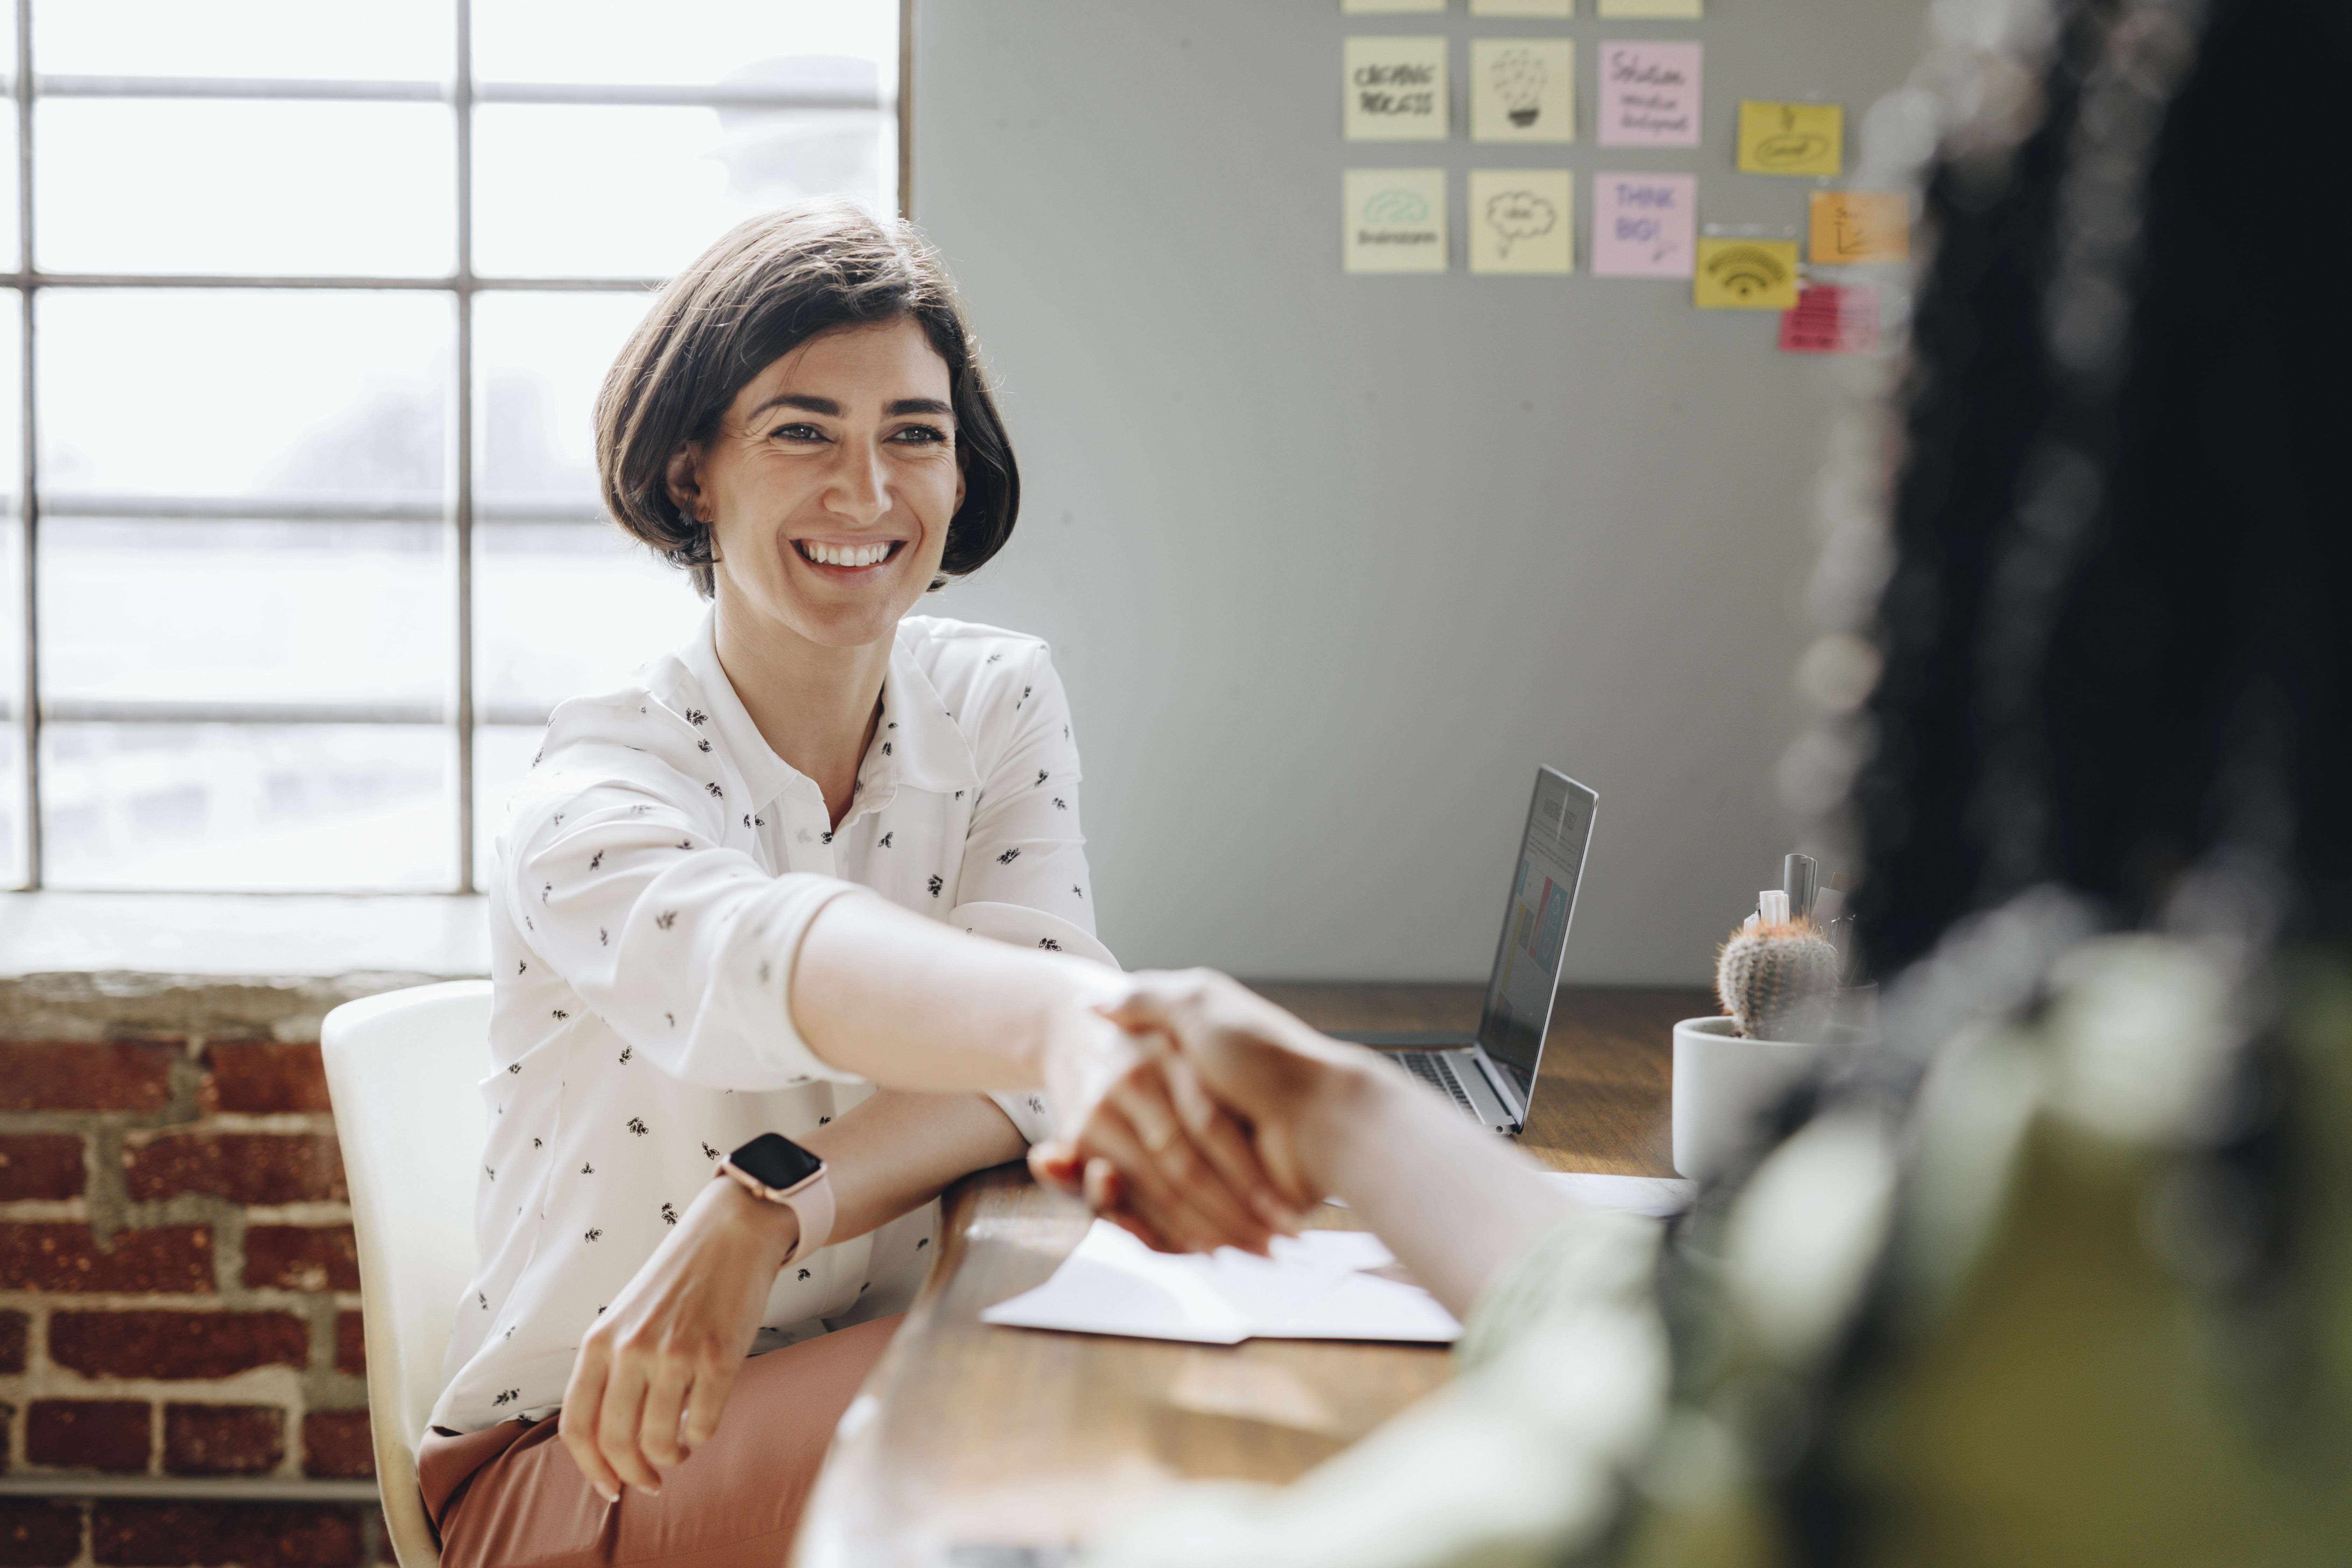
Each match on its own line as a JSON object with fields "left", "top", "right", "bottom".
{"left": 664, "top": 442, "right": 706, "bottom": 527}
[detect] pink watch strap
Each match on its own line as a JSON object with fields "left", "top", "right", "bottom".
{"left": 778, "top": 1172, "right": 835, "bottom": 1267}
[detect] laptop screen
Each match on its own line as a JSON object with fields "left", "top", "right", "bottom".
{"left": 1475, "top": 767, "right": 1598, "bottom": 1101}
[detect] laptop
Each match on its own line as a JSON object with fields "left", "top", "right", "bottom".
{"left": 1334, "top": 766, "right": 1598, "bottom": 1134}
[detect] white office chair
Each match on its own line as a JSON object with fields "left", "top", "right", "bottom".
{"left": 322, "top": 980, "right": 493, "bottom": 1568}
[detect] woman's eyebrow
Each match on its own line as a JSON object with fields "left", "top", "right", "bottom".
{"left": 886, "top": 398, "right": 953, "bottom": 417}
{"left": 749, "top": 393, "right": 840, "bottom": 418}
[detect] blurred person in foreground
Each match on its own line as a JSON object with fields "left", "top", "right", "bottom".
{"left": 1061, "top": 0, "right": 2352, "bottom": 1561}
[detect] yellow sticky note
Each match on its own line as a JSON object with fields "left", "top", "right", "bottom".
{"left": 1346, "top": 37, "right": 1449, "bottom": 142}
{"left": 1808, "top": 190, "right": 1909, "bottom": 264}
{"left": 1694, "top": 238, "right": 1799, "bottom": 308}
{"left": 1737, "top": 100, "right": 1843, "bottom": 176}
{"left": 1345, "top": 169, "right": 1448, "bottom": 273}
{"left": 1469, "top": 170, "right": 1573, "bottom": 273}
{"left": 1599, "top": 0, "right": 1700, "bottom": 16}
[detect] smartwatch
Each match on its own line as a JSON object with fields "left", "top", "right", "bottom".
{"left": 718, "top": 1133, "right": 834, "bottom": 1265}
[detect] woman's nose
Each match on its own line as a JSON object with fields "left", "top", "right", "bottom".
{"left": 827, "top": 441, "right": 890, "bottom": 519}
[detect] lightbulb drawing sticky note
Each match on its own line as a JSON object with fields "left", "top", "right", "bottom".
{"left": 1737, "top": 100, "right": 1843, "bottom": 176}
{"left": 1472, "top": 0, "right": 1573, "bottom": 16}
{"left": 1597, "top": 41, "right": 1700, "bottom": 147}
{"left": 1345, "top": 0, "right": 1444, "bottom": 11}
{"left": 1694, "top": 237, "right": 1800, "bottom": 308}
{"left": 1779, "top": 284, "right": 1880, "bottom": 353}
{"left": 1469, "top": 170, "right": 1573, "bottom": 273}
{"left": 1345, "top": 169, "right": 1448, "bottom": 272}
{"left": 1598, "top": 0, "right": 1701, "bottom": 17}
{"left": 1471, "top": 39, "right": 1574, "bottom": 143}
{"left": 1592, "top": 172, "right": 1695, "bottom": 277}
{"left": 1346, "top": 37, "right": 1449, "bottom": 141}
{"left": 1808, "top": 190, "right": 1909, "bottom": 263}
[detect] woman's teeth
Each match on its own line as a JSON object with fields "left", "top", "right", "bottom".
{"left": 801, "top": 541, "right": 892, "bottom": 567}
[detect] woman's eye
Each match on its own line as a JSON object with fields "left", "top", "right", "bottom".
{"left": 769, "top": 423, "right": 826, "bottom": 442}
{"left": 890, "top": 425, "right": 951, "bottom": 445}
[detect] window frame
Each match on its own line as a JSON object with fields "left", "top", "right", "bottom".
{"left": 5, "top": 0, "right": 912, "bottom": 892}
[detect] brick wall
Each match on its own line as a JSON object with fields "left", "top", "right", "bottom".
{"left": 1, "top": 1032, "right": 390, "bottom": 1567}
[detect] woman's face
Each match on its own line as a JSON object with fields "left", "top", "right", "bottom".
{"left": 672, "top": 316, "right": 965, "bottom": 653}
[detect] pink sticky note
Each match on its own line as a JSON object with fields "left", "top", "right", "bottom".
{"left": 1779, "top": 285, "right": 1881, "bottom": 354}
{"left": 1597, "top": 42, "right": 1702, "bottom": 148}
{"left": 1591, "top": 173, "right": 1697, "bottom": 278}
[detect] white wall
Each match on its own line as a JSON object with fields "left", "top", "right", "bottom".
{"left": 910, "top": 0, "right": 1924, "bottom": 984}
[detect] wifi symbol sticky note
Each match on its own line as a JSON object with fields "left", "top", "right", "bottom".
{"left": 1694, "top": 238, "right": 1800, "bottom": 308}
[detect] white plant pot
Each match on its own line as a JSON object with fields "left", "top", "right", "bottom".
{"left": 1671, "top": 1016, "right": 1868, "bottom": 1182}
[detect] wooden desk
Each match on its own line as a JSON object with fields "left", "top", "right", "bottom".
{"left": 794, "top": 983, "right": 1707, "bottom": 1568}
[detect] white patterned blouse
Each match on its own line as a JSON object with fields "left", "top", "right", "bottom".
{"left": 429, "top": 608, "right": 1106, "bottom": 1436}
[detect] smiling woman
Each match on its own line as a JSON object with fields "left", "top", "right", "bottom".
{"left": 415, "top": 202, "right": 1294, "bottom": 1568}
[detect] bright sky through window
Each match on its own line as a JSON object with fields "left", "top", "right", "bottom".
{"left": 2, "top": 0, "right": 902, "bottom": 892}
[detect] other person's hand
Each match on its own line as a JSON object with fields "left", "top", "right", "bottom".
{"left": 557, "top": 1174, "right": 798, "bottom": 1502}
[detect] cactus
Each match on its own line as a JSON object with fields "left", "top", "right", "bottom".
{"left": 1716, "top": 919, "right": 1839, "bottom": 1042}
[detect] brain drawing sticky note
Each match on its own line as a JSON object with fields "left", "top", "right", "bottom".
{"left": 1345, "top": 169, "right": 1448, "bottom": 273}
{"left": 1597, "top": 41, "right": 1700, "bottom": 147}
{"left": 1471, "top": 39, "right": 1575, "bottom": 143}
{"left": 1694, "top": 238, "right": 1799, "bottom": 308}
{"left": 1808, "top": 190, "right": 1909, "bottom": 264}
{"left": 1346, "top": 37, "right": 1449, "bottom": 141}
{"left": 1469, "top": 170, "right": 1573, "bottom": 273}
{"left": 1737, "top": 100, "right": 1843, "bottom": 176}
{"left": 1592, "top": 173, "right": 1695, "bottom": 277}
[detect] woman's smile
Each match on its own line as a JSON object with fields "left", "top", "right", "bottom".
{"left": 791, "top": 537, "right": 909, "bottom": 573}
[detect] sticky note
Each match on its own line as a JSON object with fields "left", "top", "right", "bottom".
{"left": 1737, "top": 100, "right": 1842, "bottom": 176}
{"left": 1694, "top": 237, "right": 1799, "bottom": 308}
{"left": 1592, "top": 172, "right": 1695, "bottom": 277}
{"left": 1472, "top": 0, "right": 1573, "bottom": 15}
{"left": 1779, "top": 284, "right": 1880, "bottom": 353}
{"left": 1345, "top": 169, "right": 1448, "bottom": 272}
{"left": 1471, "top": 39, "right": 1574, "bottom": 143}
{"left": 1596, "top": 42, "right": 1700, "bottom": 147}
{"left": 1345, "top": 37, "right": 1449, "bottom": 141}
{"left": 1808, "top": 190, "right": 1909, "bottom": 264}
{"left": 1598, "top": 0, "right": 1700, "bottom": 16}
{"left": 1469, "top": 170, "right": 1573, "bottom": 273}
{"left": 1344, "top": 0, "right": 1444, "bottom": 12}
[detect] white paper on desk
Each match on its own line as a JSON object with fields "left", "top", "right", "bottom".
{"left": 980, "top": 1222, "right": 1461, "bottom": 1345}
{"left": 1541, "top": 1171, "right": 1696, "bottom": 1217}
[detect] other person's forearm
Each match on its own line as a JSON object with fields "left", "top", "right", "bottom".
{"left": 1297, "top": 1057, "right": 1573, "bottom": 1321}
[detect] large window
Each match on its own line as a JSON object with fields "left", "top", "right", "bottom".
{"left": 3, "top": 0, "right": 904, "bottom": 891}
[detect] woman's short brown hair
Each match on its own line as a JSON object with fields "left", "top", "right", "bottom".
{"left": 595, "top": 200, "right": 1019, "bottom": 597}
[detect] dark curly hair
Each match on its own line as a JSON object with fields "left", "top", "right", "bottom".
{"left": 594, "top": 200, "right": 1020, "bottom": 598}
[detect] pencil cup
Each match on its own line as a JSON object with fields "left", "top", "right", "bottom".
{"left": 1671, "top": 1016, "right": 1864, "bottom": 1182}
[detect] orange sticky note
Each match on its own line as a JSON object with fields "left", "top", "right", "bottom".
{"left": 1809, "top": 191, "right": 1909, "bottom": 264}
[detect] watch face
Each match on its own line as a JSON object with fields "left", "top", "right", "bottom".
{"left": 731, "top": 1132, "right": 823, "bottom": 1191}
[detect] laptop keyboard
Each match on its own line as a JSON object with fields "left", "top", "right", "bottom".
{"left": 1391, "top": 1050, "right": 1479, "bottom": 1119}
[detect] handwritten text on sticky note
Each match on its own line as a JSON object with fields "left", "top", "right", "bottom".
{"left": 1346, "top": 37, "right": 1450, "bottom": 141}
{"left": 1694, "top": 237, "right": 1800, "bottom": 308}
{"left": 1737, "top": 100, "right": 1842, "bottom": 176}
{"left": 1344, "top": 168, "right": 1448, "bottom": 273}
{"left": 1592, "top": 173, "right": 1696, "bottom": 277}
{"left": 1808, "top": 190, "right": 1908, "bottom": 263}
{"left": 1597, "top": 42, "right": 1700, "bottom": 147}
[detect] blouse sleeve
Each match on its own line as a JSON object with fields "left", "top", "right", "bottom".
{"left": 504, "top": 749, "right": 869, "bottom": 1092}
{"left": 956, "top": 643, "right": 1096, "bottom": 935}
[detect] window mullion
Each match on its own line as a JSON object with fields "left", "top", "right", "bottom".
{"left": 17, "top": 0, "right": 40, "bottom": 890}
{"left": 454, "top": 0, "right": 477, "bottom": 895}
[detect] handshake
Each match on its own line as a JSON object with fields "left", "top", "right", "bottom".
{"left": 1030, "top": 969, "right": 1386, "bottom": 1258}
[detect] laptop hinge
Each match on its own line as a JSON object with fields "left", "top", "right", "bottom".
{"left": 1475, "top": 1052, "right": 1527, "bottom": 1129}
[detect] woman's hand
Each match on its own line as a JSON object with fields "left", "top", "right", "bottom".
{"left": 557, "top": 1175, "right": 798, "bottom": 1503}
{"left": 1034, "top": 999, "right": 1306, "bottom": 1255}
{"left": 1031, "top": 971, "right": 1372, "bottom": 1250}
